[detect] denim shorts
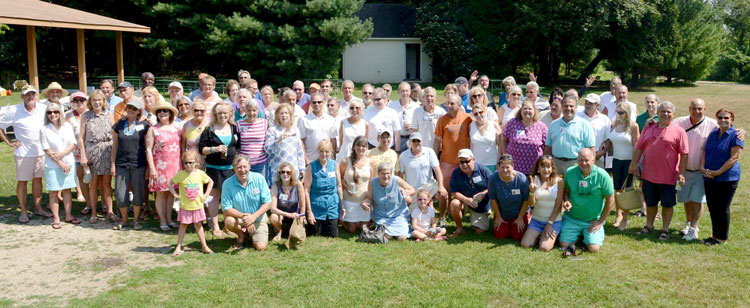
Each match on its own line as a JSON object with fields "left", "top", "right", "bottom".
{"left": 527, "top": 218, "right": 562, "bottom": 235}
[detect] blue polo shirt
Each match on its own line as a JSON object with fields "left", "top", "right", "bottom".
{"left": 461, "top": 93, "right": 470, "bottom": 112}
{"left": 450, "top": 164, "right": 492, "bottom": 213}
{"left": 107, "top": 95, "right": 124, "bottom": 113}
{"left": 221, "top": 173, "right": 271, "bottom": 223}
{"left": 704, "top": 126, "right": 744, "bottom": 182}
{"left": 545, "top": 116, "right": 596, "bottom": 159}
{"left": 488, "top": 172, "right": 529, "bottom": 220}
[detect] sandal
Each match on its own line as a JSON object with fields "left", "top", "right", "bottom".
{"left": 171, "top": 249, "right": 184, "bottom": 257}
{"left": 202, "top": 249, "right": 215, "bottom": 255}
{"left": 703, "top": 238, "right": 723, "bottom": 246}
{"left": 105, "top": 212, "right": 119, "bottom": 222}
{"left": 168, "top": 222, "right": 179, "bottom": 229}
{"left": 89, "top": 216, "right": 98, "bottom": 224}
{"left": 658, "top": 231, "right": 669, "bottom": 241}
{"left": 65, "top": 218, "right": 82, "bottom": 225}
{"left": 133, "top": 222, "right": 143, "bottom": 230}
{"left": 231, "top": 243, "right": 244, "bottom": 251}
{"left": 211, "top": 229, "right": 224, "bottom": 237}
{"left": 112, "top": 223, "right": 126, "bottom": 230}
{"left": 636, "top": 226, "right": 654, "bottom": 235}
{"left": 18, "top": 215, "right": 29, "bottom": 224}
{"left": 80, "top": 207, "right": 91, "bottom": 215}
{"left": 52, "top": 222, "right": 62, "bottom": 229}
{"left": 35, "top": 211, "right": 53, "bottom": 218}
{"left": 159, "top": 225, "right": 170, "bottom": 232}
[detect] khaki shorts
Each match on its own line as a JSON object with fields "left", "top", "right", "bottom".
{"left": 470, "top": 210, "right": 491, "bottom": 231}
{"left": 230, "top": 214, "right": 270, "bottom": 243}
{"left": 15, "top": 156, "right": 44, "bottom": 181}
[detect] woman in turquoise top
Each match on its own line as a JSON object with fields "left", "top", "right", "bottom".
{"left": 304, "top": 139, "right": 343, "bottom": 237}
{"left": 363, "top": 162, "right": 415, "bottom": 240}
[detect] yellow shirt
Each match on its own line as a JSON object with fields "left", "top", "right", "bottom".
{"left": 172, "top": 169, "right": 211, "bottom": 211}
{"left": 366, "top": 147, "right": 400, "bottom": 173}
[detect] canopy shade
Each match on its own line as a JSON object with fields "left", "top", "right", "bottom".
{"left": 0, "top": 0, "right": 150, "bottom": 33}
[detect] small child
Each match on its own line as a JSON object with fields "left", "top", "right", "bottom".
{"left": 411, "top": 190, "right": 447, "bottom": 241}
{"left": 169, "top": 150, "right": 214, "bottom": 256}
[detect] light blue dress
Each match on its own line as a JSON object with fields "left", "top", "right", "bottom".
{"left": 264, "top": 126, "right": 306, "bottom": 184}
{"left": 371, "top": 176, "right": 410, "bottom": 237}
{"left": 309, "top": 159, "right": 340, "bottom": 220}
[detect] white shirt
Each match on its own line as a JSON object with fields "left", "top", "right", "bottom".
{"left": 389, "top": 99, "right": 420, "bottom": 136}
{"left": 599, "top": 91, "right": 616, "bottom": 115}
{"left": 470, "top": 122, "right": 499, "bottom": 166}
{"left": 534, "top": 97, "right": 550, "bottom": 111}
{"left": 298, "top": 112, "right": 338, "bottom": 161}
{"left": 0, "top": 102, "right": 47, "bottom": 157}
{"left": 363, "top": 107, "right": 401, "bottom": 147}
{"left": 411, "top": 105, "right": 446, "bottom": 149}
{"left": 40, "top": 122, "right": 77, "bottom": 168}
{"left": 577, "top": 111, "right": 611, "bottom": 157}
{"left": 339, "top": 96, "right": 363, "bottom": 117}
{"left": 411, "top": 206, "right": 435, "bottom": 230}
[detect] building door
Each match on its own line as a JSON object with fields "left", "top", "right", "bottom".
{"left": 405, "top": 43, "right": 420, "bottom": 80}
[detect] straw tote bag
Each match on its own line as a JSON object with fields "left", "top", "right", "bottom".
{"left": 615, "top": 175, "right": 641, "bottom": 210}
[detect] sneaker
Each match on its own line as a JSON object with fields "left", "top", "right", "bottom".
{"left": 683, "top": 227, "right": 698, "bottom": 241}
{"left": 438, "top": 217, "right": 447, "bottom": 228}
{"left": 679, "top": 222, "right": 691, "bottom": 235}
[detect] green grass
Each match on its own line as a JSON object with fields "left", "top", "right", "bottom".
{"left": 2, "top": 82, "right": 750, "bottom": 307}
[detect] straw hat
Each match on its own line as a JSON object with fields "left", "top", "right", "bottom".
{"left": 41, "top": 82, "right": 69, "bottom": 98}
{"left": 151, "top": 100, "right": 178, "bottom": 115}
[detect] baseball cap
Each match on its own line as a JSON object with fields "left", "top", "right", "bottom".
{"left": 409, "top": 132, "right": 422, "bottom": 141}
{"left": 70, "top": 91, "right": 87, "bottom": 100}
{"left": 168, "top": 81, "right": 183, "bottom": 90}
{"left": 454, "top": 77, "right": 468, "bottom": 85}
{"left": 457, "top": 149, "right": 474, "bottom": 159}
{"left": 584, "top": 93, "right": 601, "bottom": 104}
{"left": 21, "top": 85, "right": 38, "bottom": 95}
{"left": 117, "top": 81, "right": 134, "bottom": 89}
{"left": 377, "top": 129, "right": 391, "bottom": 137}
{"left": 126, "top": 98, "right": 143, "bottom": 110}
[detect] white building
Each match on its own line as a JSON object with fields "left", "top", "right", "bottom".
{"left": 342, "top": 4, "right": 433, "bottom": 83}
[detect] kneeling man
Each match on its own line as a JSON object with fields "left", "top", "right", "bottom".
{"left": 222, "top": 155, "right": 272, "bottom": 251}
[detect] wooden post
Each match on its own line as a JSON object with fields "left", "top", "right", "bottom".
{"left": 25, "top": 26, "right": 39, "bottom": 90}
{"left": 76, "top": 29, "right": 87, "bottom": 93}
{"left": 115, "top": 31, "right": 124, "bottom": 83}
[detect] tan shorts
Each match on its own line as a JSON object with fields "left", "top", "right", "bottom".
{"left": 230, "top": 214, "right": 270, "bottom": 243}
{"left": 470, "top": 210, "right": 491, "bottom": 231}
{"left": 15, "top": 156, "right": 44, "bottom": 181}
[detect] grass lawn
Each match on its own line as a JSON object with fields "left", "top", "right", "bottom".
{"left": 1, "top": 82, "right": 750, "bottom": 307}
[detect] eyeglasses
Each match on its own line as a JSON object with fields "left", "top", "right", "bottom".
{"left": 184, "top": 161, "right": 196, "bottom": 165}
{"left": 327, "top": 104, "right": 335, "bottom": 108}
{"left": 511, "top": 93, "right": 522, "bottom": 97}
{"left": 471, "top": 94, "right": 484, "bottom": 98}
{"left": 349, "top": 106, "right": 361, "bottom": 110}
{"left": 311, "top": 100, "right": 323, "bottom": 105}
{"left": 279, "top": 170, "right": 292, "bottom": 175}
{"left": 157, "top": 109, "right": 171, "bottom": 114}
{"left": 46, "top": 110, "right": 60, "bottom": 115}
{"left": 718, "top": 116, "right": 731, "bottom": 120}
{"left": 616, "top": 111, "right": 625, "bottom": 115}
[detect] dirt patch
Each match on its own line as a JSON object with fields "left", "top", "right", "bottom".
{"left": 0, "top": 214, "right": 182, "bottom": 306}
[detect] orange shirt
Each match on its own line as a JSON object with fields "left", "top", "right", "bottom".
{"left": 113, "top": 101, "right": 127, "bottom": 122}
{"left": 435, "top": 111, "right": 472, "bottom": 164}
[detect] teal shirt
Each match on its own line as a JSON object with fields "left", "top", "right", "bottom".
{"left": 564, "top": 165, "right": 614, "bottom": 222}
{"left": 221, "top": 173, "right": 271, "bottom": 223}
{"left": 545, "top": 116, "right": 596, "bottom": 159}
{"left": 635, "top": 111, "right": 657, "bottom": 132}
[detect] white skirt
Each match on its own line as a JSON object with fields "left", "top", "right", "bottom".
{"left": 341, "top": 199, "right": 370, "bottom": 223}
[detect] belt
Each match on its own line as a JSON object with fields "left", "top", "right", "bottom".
{"left": 686, "top": 169, "right": 699, "bottom": 172}
{"left": 554, "top": 156, "right": 576, "bottom": 161}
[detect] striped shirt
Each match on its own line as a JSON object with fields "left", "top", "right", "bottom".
{"left": 237, "top": 118, "right": 268, "bottom": 165}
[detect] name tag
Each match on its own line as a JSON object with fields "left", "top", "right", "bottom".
{"left": 511, "top": 189, "right": 521, "bottom": 195}
{"left": 135, "top": 124, "right": 144, "bottom": 131}
{"left": 472, "top": 176, "right": 482, "bottom": 183}
{"left": 328, "top": 171, "right": 336, "bottom": 178}
{"left": 560, "top": 127, "right": 567, "bottom": 134}
{"left": 279, "top": 194, "right": 288, "bottom": 201}
{"left": 423, "top": 116, "right": 431, "bottom": 121}
{"left": 239, "top": 126, "right": 247, "bottom": 133}
{"left": 579, "top": 180, "right": 588, "bottom": 188}
{"left": 516, "top": 130, "right": 526, "bottom": 136}
{"left": 251, "top": 188, "right": 260, "bottom": 195}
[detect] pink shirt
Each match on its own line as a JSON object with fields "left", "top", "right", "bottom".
{"left": 673, "top": 116, "right": 717, "bottom": 170}
{"left": 636, "top": 122, "right": 689, "bottom": 185}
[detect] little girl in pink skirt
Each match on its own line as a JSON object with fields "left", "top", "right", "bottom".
{"left": 168, "top": 150, "right": 214, "bottom": 256}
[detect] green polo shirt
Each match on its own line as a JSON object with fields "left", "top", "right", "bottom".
{"left": 635, "top": 111, "right": 658, "bottom": 132}
{"left": 564, "top": 165, "right": 614, "bottom": 222}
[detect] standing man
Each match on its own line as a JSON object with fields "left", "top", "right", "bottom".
{"left": 539, "top": 95, "right": 562, "bottom": 127}
{"left": 608, "top": 85, "right": 637, "bottom": 123}
{"left": 237, "top": 69, "right": 251, "bottom": 82}
{"left": 0, "top": 85, "right": 49, "bottom": 223}
{"left": 411, "top": 86, "right": 446, "bottom": 150}
{"left": 101, "top": 79, "right": 123, "bottom": 113}
{"left": 455, "top": 77, "right": 471, "bottom": 112}
{"left": 630, "top": 101, "right": 688, "bottom": 241}
{"left": 544, "top": 96, "right": 596, "bottom": 174}
{"left": 133, "top": 72, "right": 155, "bottom": 98}
{"left": 448, "top": 149, "right": 492, "bottom": 237}
{"left": 382, "top": 83, "right": 393, "bottom": 100}
{"left": 319, "top": 79, "right": 333, "bottom": 102}
{"left": 363, "top": 88, "right": 401, "bottom": 151}
{"left": 409, "top": 82, "right": 422, "bottom": 103}
{"left": 469, "top": 71, "right": 495, "bottom": 109}
{"left": 636, "top": 94, "right": 659, "bottom": 131}
{"left": 293, "top": 80, "right": 311, "bottom": 113}
{"left": 339, "top": 80, "right": 362, "bottom": 117}
{"left": 298, "top": 93, "right": 338, "bottom": 164}
{"left": 599, "top": 76, "right": 621, "bottom": 118}
{"left": 576, "top": 94, "right": 611, "bottom": 168}
{"left": 167, "top": 81, "right": 184, "bottom": 106}
{"left": 361, "top": 83, "right": 375, "bottom": 109}
{"left": 526, "top": 81, "right": 549, "bottom": 111}
{"left": 559, "top": 148, "right": 615, "bottom": 253}
{"left": 434, "top": 94, "right": 472, "bottom": 226}
{"left": 389, "top": 82, "right": 419, "bottom": 153}
{"left": 113, "top": 81, "right": 135, "bottom": 121}
{"left": 398, "top": 132, "right": 448, "bottom": 213}
{"left": 222, "top": 155, "right": 272, "bottom": 251}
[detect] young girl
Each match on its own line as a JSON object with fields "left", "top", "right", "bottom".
{"left": 169, "top": 150, "right": 214, "bottom": 256}
{"left": 411, "top": 190, "right": 447, "bottom": 241}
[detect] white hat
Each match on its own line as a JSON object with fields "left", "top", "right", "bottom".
{"left": 21, "top": 85, "right": 38, "bottom": 95}
{"left": 584, "top": 93, "right": 601, "bottom": 104}
{"left": 457, "top": 149, "right": 473, "bottom": 159}
{"left": 168, "top": 81, "right": 183, "bottom": 90}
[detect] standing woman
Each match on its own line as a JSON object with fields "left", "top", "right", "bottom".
{"left": 337, "top": 100, "right": 368, "bottom": 163}
{"left": 339, "top": 136, "right": 372, "bottom": 233}
{"left": 141, "top": 86, "right": 161, "bottom": 125}
{"left": 181, "top": 100, "right": 207, "bottom": 154}
{"left": 198, "top": 102, "right": 240, "bottom": 236}
{"left": 470, "top": 104, "right": 501, "bottom": 172}
{"left": 40, "top": 102, "right": 79, "bottom": 228}
{"left": 66, "top": 92, "right": 89, "bottom": 205}
{"left": 497, "top": 86, "right": 522, "bottom": 126}
{"left": 78, "top": 90, "right": 115, "bottom": 224}
{"left": 223, "top": 79, "right": 241, "bottom": 116}
{"left": 701, "top": 108, "right": 743, "bottom": 246}
{"left": 237, "top": 98, "right": 269, "bottom": 181}
{"left": 304, "top": 139, "right": 343, "bottom": 237}
{"left": 265, "top": 103, "right": 306, "bottom": 184}
{"left": 469, "top": 86, "right": 499, "bottom": 123}
{"left": 500, "top": 100, "right": 548, "bottom": 175}
{"left": 520, "top": 156, "right": 564, "bottom": 251}
{"left": 269, "top": 162, "right": 306, "bottom": 241}
{"left": 608, "top": 102, "right": 640, "bottom": 230}
{"left": 146, "top": 101, "right": 182, "bottom": 231}
{"left": 111, "top": 99, "right": 149, "bottom": 230}
{"left": 260, "top": 86, "right": 277, "bottom": 123}
{"left": 174, "top": 96, "right": 192, "bottom": 125}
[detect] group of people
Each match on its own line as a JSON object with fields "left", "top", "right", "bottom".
{"left": 0, "top": 71, "right": 741, "bottom": 255}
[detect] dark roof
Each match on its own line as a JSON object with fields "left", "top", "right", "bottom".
{"left": 356, "top": 4, "right": 416, "bottom": 38}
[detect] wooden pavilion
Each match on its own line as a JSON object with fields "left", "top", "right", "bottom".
{"left": 0, "top": 0, "right": 150, "bottom": 92}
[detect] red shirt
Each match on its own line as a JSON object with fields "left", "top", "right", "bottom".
{"left": 636, "top": 122, "right": 689, "bottom": 185}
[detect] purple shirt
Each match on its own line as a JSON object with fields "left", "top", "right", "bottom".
{"left": 502, "top": 119, "right": 548, "bottom": 174}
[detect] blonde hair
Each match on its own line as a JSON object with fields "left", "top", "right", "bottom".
{"left": 210, "top": 102, "right": 235, "bottom": 126}
{"left": 469, "top": 86, "right": 488, "bottom": 108}
{"left": 443, "top": 84, "right": 458, "bottom": 96}
{"left": 317, "top": 139, "right": 333, "bottom": 153}
{"left": 181, "top": 150, "right": 202, "bottom": 169}
{"left": 614, "top": 102, "right": 633, "bottom": 132}
{"left": 274, "top": 103, "right": 295, "bottom": 128}
{"left": 86, "top": 89, "right": 108, "bottom": 111}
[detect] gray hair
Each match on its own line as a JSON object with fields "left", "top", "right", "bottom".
{"left": 419, "top": 87, "right": 437, "bottom": 103}
{"left": 377, "top": 161, "right": 393, "bottom": 173}
{"left": 341, "top": 80, "right": 354, "bottom": 88}
{"left": 232, "top": 154, "right": 251, "bottom": 168}
{"left": 244, "top": 98, "right": 260, "bottom": 111}
{"left": 44, "top": 102, "right": 65, "bottom": 127}
{"left": 657, "top": 101, "right": 675, "bottom": 112}
{"left": 526, "top": 81, "right": 540, "bottom": 91}
{"left": 646, "top": 93, "right": 659, "bottom": 102}
{"left": 237, "top": 69, "right": 250, "bottom": 78}
{"left": 502, "top": 76, "right": 517, "bottom": 86}
{"left": 176, "top": 95, "right": 192, "bottom": 107}
{"left": 373, "top": 87, "right": 386, "bottom": 98}
{"left": 509, "top": 85, "right": 522, "bottom": 95}
{"left": 293, "top": 80, "right": 304, "bottom": 88}
{"left": 238, "top": 88, "right": 252, "bottom": 98}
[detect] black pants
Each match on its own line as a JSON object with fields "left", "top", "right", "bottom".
{"left": 704, "top": 180, "right": 738, "bottom": 241}
{"left": 306, "top": 218, "right": 339, "bottom": 238}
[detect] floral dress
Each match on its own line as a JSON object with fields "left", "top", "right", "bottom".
{"left": 264, "top": 125, "right": 306, "bottom": 184}
{"left": 82, "top": 110, "right": 113, "bottom": 175}
{"left": 150, "top": 124, "right": 181, "bottom": 192}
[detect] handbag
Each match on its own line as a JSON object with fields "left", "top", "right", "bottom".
{"left": 284, "top": 216, "right": 306, "bottom": 249}
{"left": 615, "top": 175, "right": 642, "bottom": 211}
{"left": 357, "top": 224, "right": 388, "bottom": 244}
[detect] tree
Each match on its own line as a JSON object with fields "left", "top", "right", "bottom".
{"left": 415, "top": 0, "right": 474, "bottom": 82}
{"left": 710, "top": 0, "right": 750, "bottom": 82}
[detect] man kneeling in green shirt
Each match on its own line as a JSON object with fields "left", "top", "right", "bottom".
{"left": 559, "top": 148, "right": 615, "bottom": 253}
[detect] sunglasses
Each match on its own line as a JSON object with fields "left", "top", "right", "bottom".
{"left": 616, "top": 111, "right": 625, "bottom": 115}
{"left": 311, "top": 100, "right": 323, "bottom": 105}
{"left": 458, "top": 159, "right": 472, "bottom": 165}
{"left": 373, "top": 98, "right": 383, "bottom": 101}
{"left": 473, "top": 111, "right": 484, "bottom": 116}
{"left": 471, "top": 94, "right": 484, "bottom": 98}
{"left": 192, "top": 109, "right": 206, "bottom": 113}
{"left": 279, "top": 170, "right": 292, "bottom": 175}
{"left": 511, "top": 93, "right": 522, "bottom": 97}
{"left": 362, "top": 91, "right": 373, "bottom": 95}
{"left": 327, "top": 104, "right": 336, "bottom": 108}
{"left": 46, "top": 110, "right": 60, "bottom": 115}
{"left": 718, "top": 116, "right": 731, "bottom": 120}
{"left": 72, "top": 98, "right": 86, "bottom": 103}
{"left": 157, "top": 109, "right": 171, "bottom": 114}
{"left": 349, "top": 106, "right": 361, "bottom": 110}
{"left": 184, "top": 161, "right": 196, "bottom": 165}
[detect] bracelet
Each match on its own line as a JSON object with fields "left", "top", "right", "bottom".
{"left": 546, "top": 220, "right": 554, "bottom": 225}
{"left": 209, "top": 147, "right": 214, "bottom": 154}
